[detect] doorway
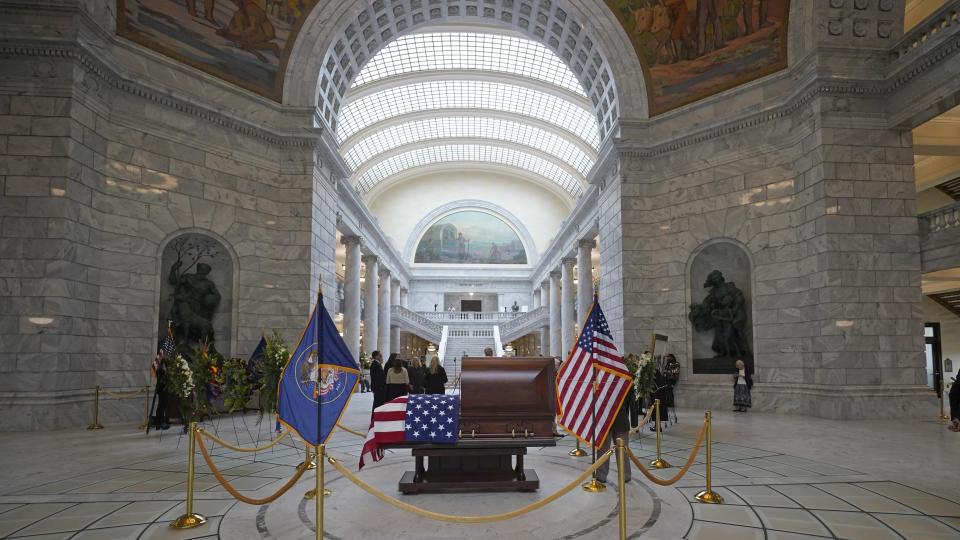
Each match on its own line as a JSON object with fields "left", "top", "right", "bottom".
{"left": 925, "top": 322, "right": 943, "bottom": 397}
{"left": 460, "top": 300, "right": 482, "bottom": 312}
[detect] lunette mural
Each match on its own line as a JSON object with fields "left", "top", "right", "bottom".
{"left": 414, "top": 211, "right": 528, "bottom": 265}
{"left": 606, "top": 0, "right": 789, "bottom": 115}
{"left": 116, "top": 0, "right": 789, "bottom": 114}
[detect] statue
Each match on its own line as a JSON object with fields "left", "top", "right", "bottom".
{"left": 688, "top": 270, "right": 750, "bottom": 358}
{"left": 169, "top": 259, "right": 221, "bottom": 348}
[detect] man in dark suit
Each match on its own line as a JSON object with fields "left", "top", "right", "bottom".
{"left": 595, "top": 397, "right": 631, "bottom": 484}
{"left": 369, "top": 350, "right": 387, "bottom": 413}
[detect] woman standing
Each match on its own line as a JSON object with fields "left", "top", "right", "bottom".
{"left": 385, "top": 354, "right": 410, "bottom": 401}
{"left": 425, "top": 356, "right": 448, "bottom": 394}
{"left": 733, "top": 359, "right": 752, "bottom": 412}
{"left": 408, "top": 357, "right": 426, "bottom": 394}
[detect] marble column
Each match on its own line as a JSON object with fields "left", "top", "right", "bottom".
{"left": 341, "top": 236, "right": 362, "bottom": 359}
{"left": 577, "top": 239, "right": 595, "bottom": 325}
{"left": 400, "top": 288, "right": 408, "bottom": 308}
{"left": 378, "top": 268, "right": 391, "bottom": 358}
{"left": 549, "top": 270, "right": 561, "bottom": 358}
{"left": 539, "top": 327, "right": 548, "bottom": 356}
{"left": 561, "top": 257, "right": 576, "bottom": 358}
{"left": 362, "top": 254, "right": 378, "bottom": 355}
{"left": 533, "top": 288, "right": 542, "bottom": 309}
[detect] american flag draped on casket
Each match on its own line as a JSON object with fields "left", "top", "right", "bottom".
{"left": 359, "top": 394, "right": 461, "bottom": 469}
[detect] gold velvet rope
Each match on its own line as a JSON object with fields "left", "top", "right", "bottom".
{"left": 626, "top": 419, "right": 707, "bottom": 486}
{"left": 627, "top": 405, "right": 656, "bottom": 435}
{"left": 195, "top": 430, "right": 309, "bottom": 505}
{"left": 335, "top": 423, "right": 367, "bottom": 438}
{"left": 444, "top": 374, "right": 461, "bottom": 388}
{"left": 198, "top": 428, "right": 291, "bottom": 453}
{"left": 326, "top": 450, "right": 613, "bottom": 523}
{"left": 100, "top": 387, "right": 146, "bottom": 399}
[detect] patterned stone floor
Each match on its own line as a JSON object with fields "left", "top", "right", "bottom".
{"left": 0, "top": 393, "right": 957, "bottom": 539}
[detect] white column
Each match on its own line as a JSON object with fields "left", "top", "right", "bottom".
{"left": 533, "top": 288, "right": 542, "bottom": 309}
{"left": 539, "top": 327, "right": 548, "bottom": 356}
{"left": 342, "top": 235, "right": 362, "bottom": 359}
{"left": 362, "top": 254, "right": 378, "bottom": 355}
{"left": 400, "top": 288, "right": 408, "bottom": 308}
{"left": 549, "top": 270, "right": 561, "bottom": 357}
{"left": 391, "top": 279, "right": 401, "bottom": 306}
{"left": 561, "top": 257, "right": 576, "bottom": 358}
{"left": 379, "top": 268, "right": 391, "bottom": 358}
{"left": 577, "top": 239, "right": 595, "bottom": 325}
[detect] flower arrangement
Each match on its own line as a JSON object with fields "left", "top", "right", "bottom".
{"left": 187, "top": 342, "right": 222, "bottom": 420}
{"left": 359, "top": 351, "right": 370, "bottom": 370}
{"left": 162, "top": 352, "right": 194, "bottom": 399}
{"left": 220, "top": 357, "right": 254, "bottom": 413}
{"left": 257, "top": 331, "right": 289, "bottom": 416}
{"left": 624, "top": 352, "right": 656, "bottom": 402}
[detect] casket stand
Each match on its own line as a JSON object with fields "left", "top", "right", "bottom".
{"left": 386, "top": 357, "right": 556, "bottom": 494}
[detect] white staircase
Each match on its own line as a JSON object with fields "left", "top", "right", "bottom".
{"left": 441, "top": 330, "right": 495, "bottom": 383}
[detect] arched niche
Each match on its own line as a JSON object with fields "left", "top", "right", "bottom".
{"left": 403, "top": 200, "right": 538, "bottom": 265}
{"left": 686, "top": 238, "right": 755, "bottom": 375}
{"left": 156, "top": 229, "right": 238, "bottom": 358}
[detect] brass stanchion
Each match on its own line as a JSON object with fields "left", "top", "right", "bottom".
{"left": 171, "top": 422, "right": 207, "bottom": 528}
{"left": 87, "top": 385, "right": 104, "bottom": 430}
{"left": 648, "top": 399, "right": 670, "bottom": 469}
{"left": 616, "top": 437, "right": 627, "bottom": 540}
{"left": 939, "top": 379, "right": 950, "bottom": 420}
{"left": 304, "top": 445, "right": 331, "bottom": 499}
{"left": 139, "top": 385, "right": 150, "bottom": 430}
{"left": 569, "top": 439, "right": 587, "bottom": 457}
{"left": 315, "top": 445, "right": 324, "bottom": 540}
{"left": 694, "top": 411, "right": 723, "bottom": 504}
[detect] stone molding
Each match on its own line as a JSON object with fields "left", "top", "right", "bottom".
{"left": 0, "top": 41, "right": 318, "bottom": 148}
{"left": 401, "top": 199, "right": 540, "bottom": 266}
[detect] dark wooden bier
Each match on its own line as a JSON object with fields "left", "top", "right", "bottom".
{"left": 390, "top": 357, "right": 556, "bottom": 494}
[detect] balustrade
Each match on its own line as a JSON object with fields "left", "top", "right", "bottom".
{"left": 920, "top": 201, "right": 960, "bottom": 235}
{"left": 891, "top": 1, "right": 960, "bottom": 64}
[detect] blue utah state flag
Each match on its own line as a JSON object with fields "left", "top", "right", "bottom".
{"left": 277, "top": 291, "right": 360, "bottom": 446}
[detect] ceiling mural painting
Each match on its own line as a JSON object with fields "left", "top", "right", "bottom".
{"left": 116, "top": 0, "right": 316, "bottom": 101}
{"left": 607, "top": 0, "right": 790, "bottom": 115}
{"left": 414, "top": 211, "right": 528, "bottom": 265}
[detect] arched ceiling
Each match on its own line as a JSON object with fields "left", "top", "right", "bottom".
{"left": 337, "top": 26, "right": 601, "bottom": 201}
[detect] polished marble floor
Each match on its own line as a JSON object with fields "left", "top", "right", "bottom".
{"left": 0, "top": 394, "right": 957, "bottom": 539}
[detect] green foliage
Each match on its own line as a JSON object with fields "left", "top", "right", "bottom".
{"left": 220, "top": 357, "right": 254, "bottom": 413}
{"left": 359, "top": 351, "right": 370, "bottom": 370}
{"left": 187, "top": 342, "right": 222, "bottom": 420}
{"left": 258, "top": 331, "right": 289, "bottom": 416}
{"left": 624, "top": 353, "right": 657, "bottom": 401}
{"left": 161, "top": 352, "right": 195, "bottom": 422}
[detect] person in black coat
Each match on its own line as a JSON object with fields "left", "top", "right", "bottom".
{"left": 424, "top": 356, "right": 448, "bottom": 394}
{"left": 369, "top": 350, "right": 387, "bottom": 412}
{"left": 596, "top": 397, "right": 631, "bottom": 484}
{"left": 948, "top": 368, "right": 959, "bottom": 432}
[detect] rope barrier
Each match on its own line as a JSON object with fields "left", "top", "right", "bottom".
{"left": 626, "top": 419, "right": 707, "bottom": 486}
{"left": 199, "top": 428, "right": 292, "bottom": 453}
{"left": 196, "top": 429, "right": 310, "bottom": 505}
{"left": 100, "top": 387, "right": 146, "bottom": 399}
{"left": 335, "top": 423, "right": 367, "bottom": 438}
{"left": 325, "top": 450, "right": 612, "bottom": 523}
{"left": 627, "top": 406, "right": 656, "bottom": 435}
{"left": 444, "top": 374, "right": 461, "bottom": 389}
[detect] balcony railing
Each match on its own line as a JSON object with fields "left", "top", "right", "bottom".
{"left": 891, "top": 1, "right": 960, "bottom": 65}
{"left": 920, "top": 201, "right": 960, "bottom": 236}
{"left": 498, "top": 306, "right": 549, "bottom": 343}
{"left": 420, "top": 311, "right": 526, "bottom": 322}
{"left": 391, "top": 306, "right": 442, "bottom": 342}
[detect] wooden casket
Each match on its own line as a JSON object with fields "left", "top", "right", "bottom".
{"left": 391, "top": 356, "right": 557, "bottom": 494}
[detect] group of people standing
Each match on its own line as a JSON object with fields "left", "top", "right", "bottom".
{"left": 366, "top": 351, "right": 449, "bottom": 412}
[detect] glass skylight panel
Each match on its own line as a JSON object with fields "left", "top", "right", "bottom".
{"left": 353, "top": 32, "right": 586, "bottom": 97}
{"left": 353, "top": 144, "right": 583, "bottom": 197}
{"left": 343, "top": 117, "right": 594, "bottom": 175}
{"left": 337, "top": 80, "right": 599, "bottom": 148}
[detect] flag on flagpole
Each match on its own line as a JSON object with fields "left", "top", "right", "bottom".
{"left": 360, "top": 394, "right": 460, "bottom": 470}
{"left": 247, "top": 335, "right": 267, "bottom": 381}
{"left": 556, "top": 293, "right": 632, "bottom": 449}
{"left": 152, "top": 327, "right": 175, "bottom": 377}
{"left": 277, "top": 291, "right": 360, "bottom": 446}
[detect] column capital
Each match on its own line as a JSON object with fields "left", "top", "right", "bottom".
{"left": 561, "top": 256, "right": 577, "bottom": 267}
{"left": 361, "top": 254, "right": 378, "bottom": 264}
{"left": 549, "top": 270, "right": 561, "bottom": 279}
{"left": 341, "top": 234, "right": 361, "bottom": 246}
{"left": 577, "top": 238, "right": 596, "bottom": 249}
{"left": 379, "top": 267, "right": 391, "bottom": 278}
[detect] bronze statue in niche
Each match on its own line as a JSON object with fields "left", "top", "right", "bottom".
{"left": 167, "top": 237, "right": 221, "bottom": 351}
{"left": 689, "top": 270, "right": 750, "bottom": 359}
